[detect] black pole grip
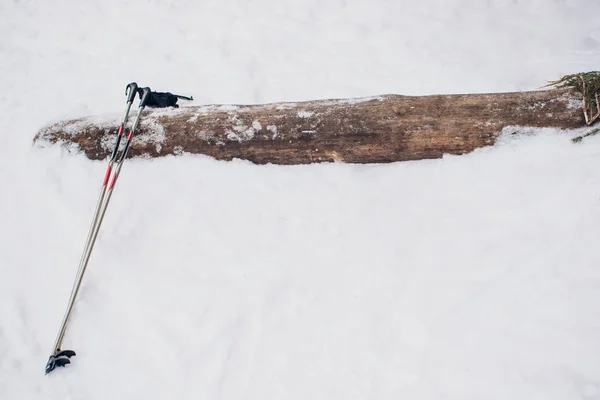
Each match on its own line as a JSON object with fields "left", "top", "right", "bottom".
{"left": 125, "top": 82, "right": 138, "bottom": 103}
{"left": 138, "top": 87, "right": 151, "bottom": 108}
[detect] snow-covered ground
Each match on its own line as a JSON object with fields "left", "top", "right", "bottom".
{"left": 2, "top": 0, "right": 600, "bottom": 399}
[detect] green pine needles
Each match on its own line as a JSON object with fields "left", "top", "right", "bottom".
{"left": 546, "top": 71, "right": 600, "bottom": 126}
{"left": 571, "top": 127, "right": 600, "bottom": 143}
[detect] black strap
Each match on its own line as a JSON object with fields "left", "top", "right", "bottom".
{"left": 138, "top": 89, "right": 194, "bottom": 108}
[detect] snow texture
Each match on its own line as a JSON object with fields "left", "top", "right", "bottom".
{"left": 1, "top": 1, "right": 600, "bottom": 400}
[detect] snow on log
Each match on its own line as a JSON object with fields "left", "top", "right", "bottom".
{"left": 34, "top": 88, "right": 587, "bottom": 165}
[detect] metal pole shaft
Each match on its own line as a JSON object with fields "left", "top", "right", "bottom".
{"left": 62, "top": 103, "right": 147, "bottom": 320}
{"left": 51, "top": 100, "right": 135, "bottom": 353}
{"left": 68, "top": 100, "right": 133, "bottom": 291}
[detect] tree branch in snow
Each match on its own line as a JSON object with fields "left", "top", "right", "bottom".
{"left": 545, "top": 71, "right": 600, "bottom": 125}
{"left": 34, "top": 87, "right": 589, "bottom": 165}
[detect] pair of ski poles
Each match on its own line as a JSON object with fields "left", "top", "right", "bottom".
{"left": 45, "top": 83, "right": 151, "bottom": 374}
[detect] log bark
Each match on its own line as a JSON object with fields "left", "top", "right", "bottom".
{"left": 33, "top": 88, "right": 587, "bottom": 165}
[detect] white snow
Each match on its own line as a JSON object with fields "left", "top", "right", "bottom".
{"left": 297, "top": 110, "right": 315, "bottom": 118}
{"left": 2, "top": 1, "right": 600, "bottom": 399}
{"left": 267, "top": 125, "right": 279, "bottom": 139}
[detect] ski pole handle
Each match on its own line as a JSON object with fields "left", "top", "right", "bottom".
{"left": 138, "top": 87, "right": 151, "bottom": 108}
{"left": 125, "top": 82, "right": 138, "bottom": 103}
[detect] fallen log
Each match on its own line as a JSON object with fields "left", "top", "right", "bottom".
{"left": 34, "top": 87, "right": 588, "bottom": 165}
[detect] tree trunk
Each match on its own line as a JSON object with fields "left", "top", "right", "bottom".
{"left": 34, "top": 88, "right": 587, "bottom": 165}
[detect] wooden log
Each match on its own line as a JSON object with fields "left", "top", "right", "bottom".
{"left": 33, "top": 88, "right": 586, "bottom": 165}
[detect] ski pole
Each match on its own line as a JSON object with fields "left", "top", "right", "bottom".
{"left": 45, "top": 85, "right": 150, "bottom": 375}
{"left": 68, "top": 82, "right": 139, "bottom": 299}
{"left": 66, "top": 87, "right": 152, "bottom": 282}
